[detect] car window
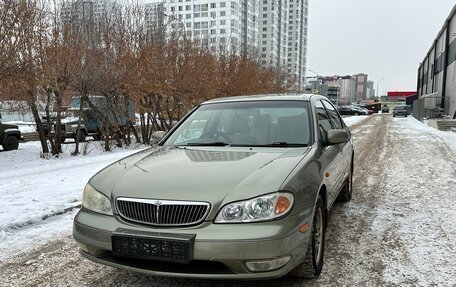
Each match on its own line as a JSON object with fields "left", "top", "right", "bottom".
{"left": 164, "top": 101, "right": 311, "bottom": 146}
{"left": 315, "top": 101, "right": 332, "bottom": 144}
{"left": 322, "top": 100, "right": 343, "bottom": 129}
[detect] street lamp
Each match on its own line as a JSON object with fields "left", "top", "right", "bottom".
{"left": 307, "top": 69, "right": 320, "bottom": 94}
{"left": 376, "top": 77, "right": 386, "bottom": 98}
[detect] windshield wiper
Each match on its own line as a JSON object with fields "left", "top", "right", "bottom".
{"left": 185, "top": 142, "right": 230, "bottom": 146}
{"left": 263, "top": 142, "right": 308, "bottom": 147}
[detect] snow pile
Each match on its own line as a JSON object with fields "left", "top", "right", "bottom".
{"left": 343, "top": 115, "right": 369, "bottom": 126}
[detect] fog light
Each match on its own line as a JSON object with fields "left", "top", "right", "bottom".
{"left": 244, "top": 256, "right": 291, "bottom": 272}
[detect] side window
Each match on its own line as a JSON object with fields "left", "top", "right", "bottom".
{"left": 315, "top": 101, "right": 332, "bottom": 144}
{"left": 322, "top": 100, "right": 343, "bottom": 129}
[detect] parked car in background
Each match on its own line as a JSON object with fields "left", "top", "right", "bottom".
{"left": 393, "top": 106, "right": 408, "bottom": 117}
{"left": 382, "top": 105, "right": 390, "bottom": 113}
{"left": 338, "top": 106, "right": 369, "bottom": 116}
{"left": 405, "top": 105, "right": 412, "bottom": 115}
{"left": 73, "top": 94, "right": 354, "bottom": 279}
{"left": 51, "top": 96, "right": 134, "bottom": 142}
{"left": 0, "top": 113, "right": 23, "bottom": 151}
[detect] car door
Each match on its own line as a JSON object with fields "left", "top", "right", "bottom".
{"left": 321, "top": 100, "right": 352, "bottom": 202}
{"left": 315, "top": 100, "right": 341, "bottom": 205}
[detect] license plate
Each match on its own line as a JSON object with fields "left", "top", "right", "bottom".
{"left": 112, "top": 234, "right": 194, "bottom": 264}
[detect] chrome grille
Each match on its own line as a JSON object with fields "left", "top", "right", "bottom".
{"left": 116, "top": 197, "right": 210, "bottom": 226}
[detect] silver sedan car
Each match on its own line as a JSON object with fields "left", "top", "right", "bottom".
{"left": 73, "top": 94, "right": 354, "bottom": 279}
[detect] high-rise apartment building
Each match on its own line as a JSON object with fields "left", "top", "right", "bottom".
{"left": 354, "top": 73, "right": 368, "bottom": 102}
{"left": 258, "top": 0, "right": 288, "bottom": 68}
{"left": 153, "top": 0, "right": 259, "bottom": 54}
{"left": 145, "top": 0, "right": 308, "bottom": 87}
{"left": 145, "top": 2, "right": 165, "bottom": 40}
{"left": 287, "top": 0, "right": 309, "bottom": 91}
{"left": 339, "top": 77, "right": 356, "bottom": 104}
{"left": 61, "top": 0, "right": 307, "bottom": 86}
{"left": 366, "top": 80, "right": 375, "bottom": 99}
{"left": 61, "top": 0, "right": 120, "bottom": 30}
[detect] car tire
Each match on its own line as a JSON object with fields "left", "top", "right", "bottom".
{"left": 3, "top": 136, "right": 19, "bottom": 151}
{"left": 291, "top": 195, "right": 326, "bottom": 278}
{"left": 354, "top": 112, "right": 359, "bottom": 116}
{"left": 337, "top": 162, "right": 353, "bottom": 202}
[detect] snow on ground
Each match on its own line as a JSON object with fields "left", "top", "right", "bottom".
{"left": 1, "top": 113, "right": 455, "bottom": 279}
{"left": 377, "top": 117, "right": 456, "bottom": 285}
{"left": 342, "top": 115, "right": 369, "bottom": 126}
{"left": 3, "top": 121, "right": 37, "bottom": 133}
{"left": 0, "top": 140, "right": 147, "bottom": 261}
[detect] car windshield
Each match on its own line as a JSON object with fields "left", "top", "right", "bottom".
{"left": 163, "top": 100, "right": 311, "bottom": 147}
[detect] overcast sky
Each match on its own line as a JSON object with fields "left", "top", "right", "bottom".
{"left": 307, "top": 0, "right": 456, "bottom": 95}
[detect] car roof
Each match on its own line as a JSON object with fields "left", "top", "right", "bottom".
{"left": 201, "top": 93, "right": 317, "bottom": 105}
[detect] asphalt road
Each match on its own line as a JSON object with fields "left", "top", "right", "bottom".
{"left": 1, "top": 114, "right": 455, "bottom": 286}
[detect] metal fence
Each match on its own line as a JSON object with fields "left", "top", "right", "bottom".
{"left": 413, "top": 93, "right": 447, "bottom": 121}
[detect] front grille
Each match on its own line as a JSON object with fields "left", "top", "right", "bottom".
{"left": 116, "top": 198, "right": 210, "bottom": 227}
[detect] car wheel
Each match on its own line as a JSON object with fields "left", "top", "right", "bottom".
{"left": 337, "top": 161, "right": 353, "bottom": 202}
{"left": 3, "top": 136, "right": 19, "bottom": 151}
{"left": 291, "top": 195, "right": 326, "bottom": 278}
{"left": 93, "top": 129, "right": 102, "bottom": 141}
{"left": 354, "top": 112, "right": 359, "bottom": 116}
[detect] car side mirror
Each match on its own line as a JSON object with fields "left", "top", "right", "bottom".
{"left": 151, "top": 131, "right": 166, "bottom": 143}
{"left": 327, "top": 129, "right": 349, "bottom": 145}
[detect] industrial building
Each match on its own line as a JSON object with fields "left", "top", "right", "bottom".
{"left": 417, "top": 4, "right": 456, "bottom": 119}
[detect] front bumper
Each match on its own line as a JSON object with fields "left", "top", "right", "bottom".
{"left": 73, "top": 208, "right": 312, "bottom": 279}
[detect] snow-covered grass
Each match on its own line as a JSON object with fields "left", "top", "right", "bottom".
{"left": 0, "top": 141, "right": 147, "bottom": 261}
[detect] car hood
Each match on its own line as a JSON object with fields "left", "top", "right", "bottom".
{"left": 90, "top": 146, "right": 311, "bottom": 219}
{"left": 2, "top": 123, "right": 19, "bottom": 130}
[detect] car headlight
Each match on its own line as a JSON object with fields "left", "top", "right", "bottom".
{"left": 214, "top": 193, "right": 294, "bottom": 223}
{"left": 82, "top": 183, "right": 113, "bottom": 215}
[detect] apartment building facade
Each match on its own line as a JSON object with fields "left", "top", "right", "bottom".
{"left": 62, "top": 0, "right": 309, "bottom": 88}
{"left": 61, "top": 0, "right": 120, "bottom": 29}
{"left": 147, "top": 0, "right": 308, "bottom": 89}
{"left": 287, "top": 0, "right": 309, "bottom": 91}
{"left": 156, "top": 0, "right": 259, "bottom": 54}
